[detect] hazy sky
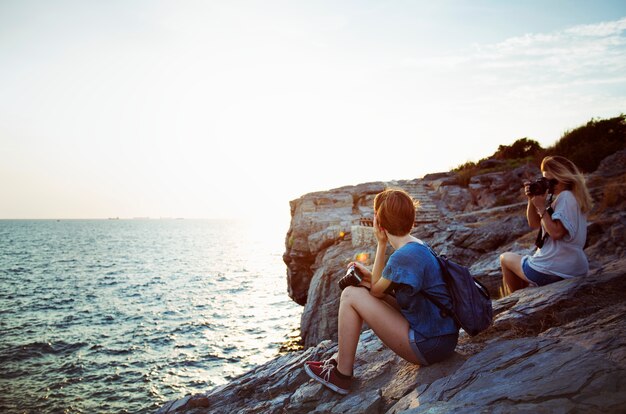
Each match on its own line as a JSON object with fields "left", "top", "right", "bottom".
{"left": 1, "top": 1, "right": 625, "bottom": 220}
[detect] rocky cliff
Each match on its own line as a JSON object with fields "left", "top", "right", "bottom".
{"left": 157, "top": 150, "right": 626, "bottom": 413}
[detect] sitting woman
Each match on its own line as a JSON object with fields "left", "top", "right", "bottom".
{"left": 500, "top": 155, "right": 593, "bottom": 295}
{"left": 304, "top": 188, "right": 459, "bottom": 395}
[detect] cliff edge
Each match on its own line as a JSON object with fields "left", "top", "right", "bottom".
{"left": 157, "top": 150, "right": 626, "bottom": 413}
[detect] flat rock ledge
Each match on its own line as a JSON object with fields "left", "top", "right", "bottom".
{"left": 156, "top": 258, "right": 626, "bottom": 414}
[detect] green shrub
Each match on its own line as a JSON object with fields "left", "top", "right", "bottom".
{"left": 456, "top": 168, "right": 475, "bottom": 188}
{"left": 452, "top": 114, "right": 625, "bottom": 181}
{"left": 546, "top": 114, "right": 626, "bottom": 173}
{"left": 494, "top": 138, "right": 543, "bottom": 160}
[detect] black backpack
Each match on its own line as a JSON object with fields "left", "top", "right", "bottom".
{"left": 422, "top": 247, "right": 493, "bottom": 336}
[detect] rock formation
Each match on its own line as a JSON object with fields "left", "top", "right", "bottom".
{"left": 157, "top": 149, "right": 626, "bottom": 413}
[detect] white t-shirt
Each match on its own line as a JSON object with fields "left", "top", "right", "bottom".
{"left": 526, "top": 190, "right": 588, "bottom": 278}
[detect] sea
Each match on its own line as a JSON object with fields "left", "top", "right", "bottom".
{"left": 0, "top": 219, "right": 302, "bottom": 413}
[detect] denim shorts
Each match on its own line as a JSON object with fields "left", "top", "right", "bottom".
{"left": 409, "top": 330, "right": 458, "bottom": 366}
{"left": 522, "top": 257, "right": 564, "bottom": 286}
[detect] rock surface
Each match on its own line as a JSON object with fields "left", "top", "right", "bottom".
{"left": 156, "top": 259, "right": 626, "bottom": 414}
{"left": 157, "top": 150, "right": 626, "bottom": 413}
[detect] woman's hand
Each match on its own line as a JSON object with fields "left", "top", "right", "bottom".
{"left": 523, "top": 181, "right": 532, "bottom": 198}
{"left": 349, "top": 261, "right": 372, "bottom": 284}
{"left": 531, "top": 193, "right": 547, "bottom": 212}
{"left": 524, "top": 181, "right": 544, "bottom": 228}
{"left": 373, "top": 215, "right": 388, "bottom": 244}
{"left": 524, "top": 181, "right": 547, "bottom": 212}
{"left": 349, "top": 260, "right": 390, "bottom": 297}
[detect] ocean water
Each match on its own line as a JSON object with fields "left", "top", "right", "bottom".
{"left": 0, "top": 219, "right": 302, "bottom": 413}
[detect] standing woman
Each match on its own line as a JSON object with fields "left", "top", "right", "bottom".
{"left": 304, "top": 189, "right": 458, "bottom": 395}
{"left": 500, "top": 155, "right": 593, "bottom": 295}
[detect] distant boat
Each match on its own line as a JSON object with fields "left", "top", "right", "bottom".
{"left": 107, "top": 217, "right": 120, "bottom": 220}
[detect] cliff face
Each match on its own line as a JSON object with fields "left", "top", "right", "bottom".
{"left": 282, "top": 182, "right": 387, "bottom": 306}
{"left": 157, "top": 150, "right": 626, "bottom": 413}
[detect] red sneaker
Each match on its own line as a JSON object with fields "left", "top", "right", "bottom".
{"left": 304, "top": 359, "right": 351, "bottom": 395}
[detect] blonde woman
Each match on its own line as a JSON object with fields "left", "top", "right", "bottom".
{"left": 501, "top": 155, "right": 593, "bottom": 294}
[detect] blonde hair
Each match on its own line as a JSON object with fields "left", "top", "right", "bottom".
{"left": 541, "top": 156, "right": 593, "bottom": 213}
{"left": 374, "top": 188, "right": 418, "bottom": 236}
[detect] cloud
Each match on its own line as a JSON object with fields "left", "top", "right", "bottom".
{"left": 472, "top": 17, "right": 626, "bottom": 78}
{"left": 565, "top": 16, "right": 626, "bottom": 37}
{"left": 393, "top": 16, "right": 626, "bottom": 96}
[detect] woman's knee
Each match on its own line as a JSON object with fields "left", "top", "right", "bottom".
{"left": 500, "top": 252, "right": 518, "bottom": 268}
{"left": 340, "top": 285, "right": 368, "bottom": 304}
{"left": 500, "top": 252, "right": 510, "bottom": 265}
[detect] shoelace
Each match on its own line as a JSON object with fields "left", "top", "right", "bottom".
{"left": 320, "top": 359, "right": 335, "bottom": 381}
{"left": 320, "top": 359, "right": 336, "bottom": 370}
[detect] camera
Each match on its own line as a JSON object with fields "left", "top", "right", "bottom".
{"left": 528, "top": 177, "right": 557, "bottom": 196}
{"left": 338, "top": 265, "right": 363, "bottom": 290}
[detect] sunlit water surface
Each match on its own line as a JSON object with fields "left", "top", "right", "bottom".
{"left": 0, "top": 219, "right": 301, "bottom": 413}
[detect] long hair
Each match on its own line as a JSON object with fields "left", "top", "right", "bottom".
{"left": 373, "top": 188, "right": 418, "bottom": 236}
{"left": 541, "top": 156, "right": 593, "bottom": 213}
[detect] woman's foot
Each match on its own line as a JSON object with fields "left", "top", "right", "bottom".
{"left": 303, "top": 359, "right": 351, "bottom": 395}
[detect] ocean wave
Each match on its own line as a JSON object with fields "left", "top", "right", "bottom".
{"left": 0, "top": 340, "right": 88, "bottom": 363}
{"left": 54, "top": 258, "right": 78, "bottom": 264}
{"left": 99, "top": 347, "right": 136, "bottom": 356}
{"left": 86, "top": 262, "right": 116, "bottom": 269}
{"left": 6, "top": 266, "right": 30, "bottom": 274}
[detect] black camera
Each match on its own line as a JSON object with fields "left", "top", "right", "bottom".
{"left": 338, "top": 265, "right": 363, "bottom": 290}
{"left": 528, "top": 177, "right": 557, "bottom": 196}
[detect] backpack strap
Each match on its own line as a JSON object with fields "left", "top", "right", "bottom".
{"left": 418, "top": 243, "right": 459, "bottom": 326}
{"left": 420, "top": 289, "right": 460, "bottom": 326}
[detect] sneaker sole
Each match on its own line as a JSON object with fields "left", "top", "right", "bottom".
{"left": 303, "top": 363, "right": 349, "bottom": 395}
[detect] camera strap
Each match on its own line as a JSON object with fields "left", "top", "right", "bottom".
{"left": 534, "top": 193, "right": 554, "bottom": 248}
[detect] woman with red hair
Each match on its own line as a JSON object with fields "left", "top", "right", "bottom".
{"left": 304, "top": 188, "right": 458, "bottom": 395}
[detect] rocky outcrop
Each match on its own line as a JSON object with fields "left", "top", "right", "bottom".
{"left": 284, "top": 153, "right": 625, "bottom": 348}
{"left": 156, "top": 258, "right": 626, "bottom": 414}
{"left": 397, "top": 260, "right": 626, "bottom": 414}
{"left": 283, "top": 182, "right": 386, "bottom": 306}
{"left": 286, "top": 163, "right": 544, "bottom": 348}
{"left": 157, "top": 150, "right": 626, "bottom": 413}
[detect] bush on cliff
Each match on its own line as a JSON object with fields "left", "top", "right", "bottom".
{"left": 494, "top": 137, "right": 543, "bottom": 161}
{"left": 546, "top": 114, "right": 626, "bottom": 173}
{"left": 453, "top": 114, "right": 626, "bottom": 187}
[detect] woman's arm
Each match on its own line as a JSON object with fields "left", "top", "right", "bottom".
{"left": 369, "top": 242, "right": 391, "bottom": 297}
{"left": 526, "top": 198, "right": 542, "bottom": 229}
{"left": 352, "top": 247, "right": 392, "bottom": 298}
{"left": 530, "top": 192, "right": 568, "bottom": 240}
{"left": 524, "top": 182, "right": 542, "bottom": 229}
{"left": 538, "top": 211, "right": 568, "bottom": 240}
{"left": 368, "top": 215, "right": 392, "bottom": 298}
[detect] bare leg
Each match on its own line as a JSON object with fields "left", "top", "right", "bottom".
{"left": 382, "top": 294, "right": 401, "bottom": 311}
{"left": 336, "top": 286, "right": 419, "bottom": 376}
{"left": 500, "top": 252, "right": 531, "bottom": 295}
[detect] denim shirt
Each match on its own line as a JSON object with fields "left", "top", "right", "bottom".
{"left": 382, "top": 240, "right": 458, "bottom": 338}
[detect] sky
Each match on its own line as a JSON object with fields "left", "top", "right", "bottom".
{"left": 1, "top": 0, "right": 625, "bottom": 221}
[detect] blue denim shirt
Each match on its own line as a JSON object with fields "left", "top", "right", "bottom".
{"left": 382, "top": 240, "right": 458, "bottom": 338}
